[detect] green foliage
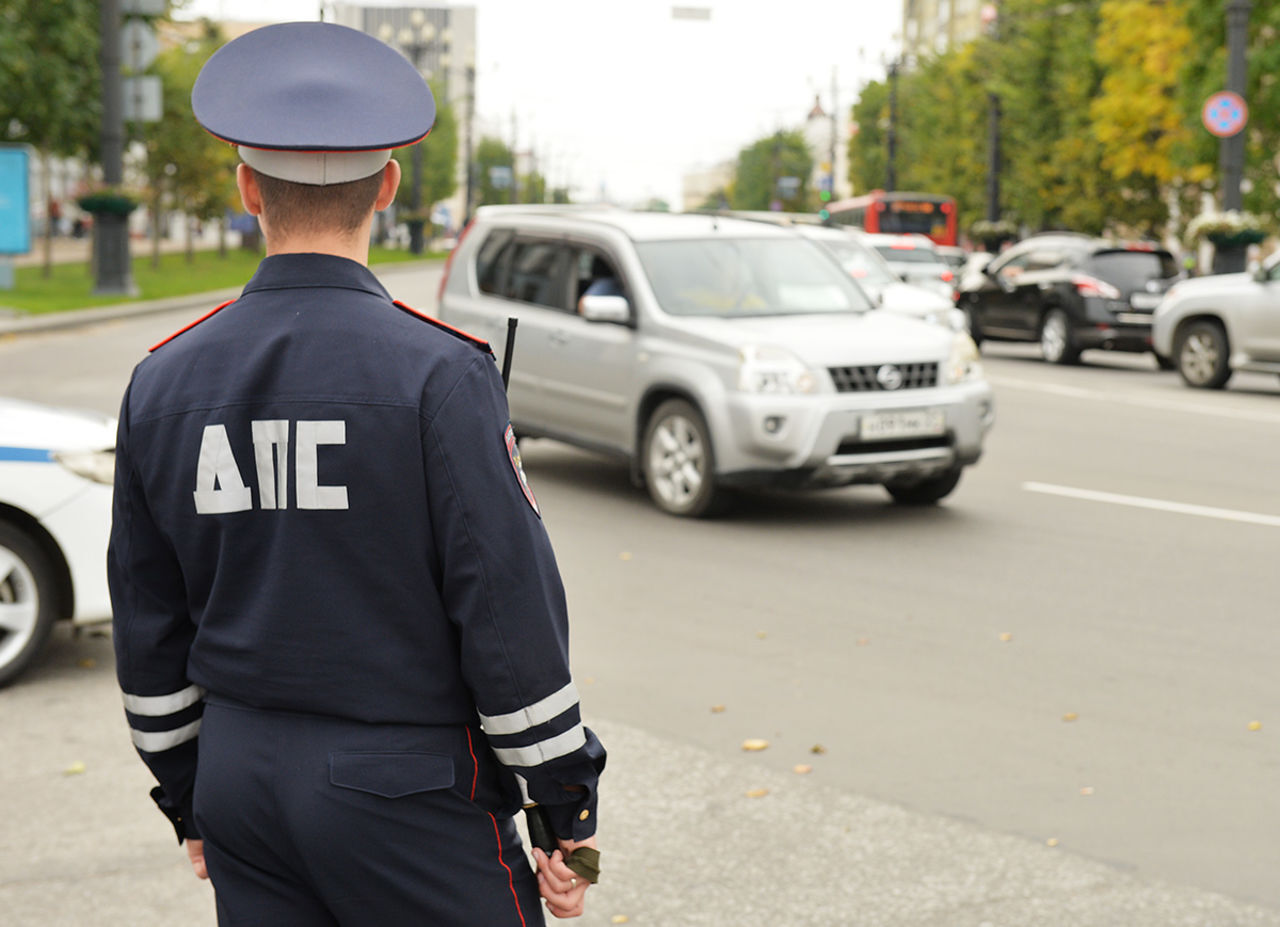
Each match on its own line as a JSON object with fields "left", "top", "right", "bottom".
{"left": 475, "top": 136, "right": 515, "bottom": 206}
{"left": 729, "top": 130, "right": 813, "bottom": 212}
{"left": 848, "top": 80, "right": 889, "bottom": 195}
{"left": 392, "top": 80, "right": 458, "bottom": 217}
{"left": 0, "top": 0, "right": 101, "bottom": 155}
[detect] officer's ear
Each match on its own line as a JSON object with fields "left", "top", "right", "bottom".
{"left": 374, "top": 159, "right": 401, "bottom": 213}
{"left": 237, "top": 163, "right": 264, "bottom": 217}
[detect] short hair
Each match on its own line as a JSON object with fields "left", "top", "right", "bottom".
{"left": 251, "top": 167, "right": 385, "bottom": 239}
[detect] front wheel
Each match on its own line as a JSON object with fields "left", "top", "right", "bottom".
{"left": 1175, "top": 320, "right": 1231, "bottom": 389}
{"left": 884, "top": 467, "right": 963, "bottom": 505}
{"left": 642, "top": 399, "right": 723, "bottom": 517}
{"left": 1040, "top": 308, "right": 1080, "bottom": 365}
{"left": 0, "top": 522, "right": 60, "bottom": 688}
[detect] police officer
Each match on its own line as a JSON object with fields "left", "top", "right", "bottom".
{"left": 108, "top": 22, "right": 604, "bottom": 925}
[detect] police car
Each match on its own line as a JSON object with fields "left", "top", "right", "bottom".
{"left": 0, "top": 398, "right": 115, "bottom": 686}
{"left": 438, "top": 207, "right": 995, "bottom": 517}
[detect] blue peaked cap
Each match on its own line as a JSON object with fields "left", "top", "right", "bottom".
{"left": 193, "top": 22, "right": 435, "bottom": 159}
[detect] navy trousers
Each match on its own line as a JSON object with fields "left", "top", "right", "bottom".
{"left": 193, "top": 698, "right": 542, "bottom": 926}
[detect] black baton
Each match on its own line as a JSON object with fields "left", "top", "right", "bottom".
{"left": 501, "top": 317, "right": 518, "bottom": 390}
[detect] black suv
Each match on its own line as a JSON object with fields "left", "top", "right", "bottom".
{"left": 958, "top": 233, "right": 1181, "bottom": 364}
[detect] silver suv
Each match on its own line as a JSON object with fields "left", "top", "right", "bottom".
{"left": 1152, "top": 252, "right": 1280, "bottom": 389}
{"left": 437, "top": 207, "right": 995, "bottom": 516}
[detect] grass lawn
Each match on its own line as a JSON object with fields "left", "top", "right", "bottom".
{"left": 1, "top": 246, "right": 447, "bottom": 316}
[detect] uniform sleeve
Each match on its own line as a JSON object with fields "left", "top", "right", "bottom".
{"left": 108, "top": 380, "right": 204, "bottom": 843}
{"left": 423, "top": 355, "right": 605, "bottom": 841}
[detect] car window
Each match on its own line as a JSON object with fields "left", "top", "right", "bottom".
{"left": 818, "top": 238, "right": 898, "bottom": 287}
{"left": 873, "top": 245, "right": 941, "bottom": 264}
{"left": 635, "top": 238, "right": 872, "bottom": 318}
{"left": 1086, "top": 250, "right": 1179, "bottom": 290}
{"left": 1265, "top": 258, "right": 1280, "bottom": 282}
{"left": 572, "top": 248, "right": 625, "bottom": 307}
{"left": 501, "top": 239, "right": 569, "bottom": 309}
{"left": 993, "top": 252, "right": 1031, "bottom": 281}
{"left": 475, "top": 229, "right": 515, "bottom": 295}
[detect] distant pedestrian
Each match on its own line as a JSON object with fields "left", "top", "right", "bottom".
{"left": 108, "top": 22, "right": 603, "bottom": 926}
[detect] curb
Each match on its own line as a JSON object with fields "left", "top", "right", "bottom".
{"left": 0, "top": 259, "right": 444, "bottom": 337}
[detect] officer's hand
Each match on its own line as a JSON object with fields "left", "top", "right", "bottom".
{"left": 186, "top": 838, "right": 209, "bottom": 880}
{"left": 533, "top": 836, "right": 596, "bottom": 919}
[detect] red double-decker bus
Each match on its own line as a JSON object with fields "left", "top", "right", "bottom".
{"left": 823, "top": 190, "right": 958, "bottom": 246}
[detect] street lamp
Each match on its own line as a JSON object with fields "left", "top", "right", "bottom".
{"left": 379, "top": 14, "right": 450, "bottom": 255}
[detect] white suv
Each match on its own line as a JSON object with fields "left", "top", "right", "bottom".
{"left": 437, "top": 207, "right": 995, "bottom": 516}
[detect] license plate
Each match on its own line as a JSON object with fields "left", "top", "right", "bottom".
{"left": 1130, "top": 292, "right": 1162, "bottom": 310}
{"left": 859, "top": 409, "right": 946, "bottom": 441}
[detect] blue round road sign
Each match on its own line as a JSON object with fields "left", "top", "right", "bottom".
{"left": 1202, "top": 91, "right": 1248, "bottom": 138}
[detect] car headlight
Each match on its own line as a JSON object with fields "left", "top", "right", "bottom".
{"left": 942, "top": 334, "right": 983, "bottom": 385}
{"left": 54, "top": 448, "right": 116, "bottom": 485}
{"left": 737, "top": 345, "right": 817, "bottom": 394}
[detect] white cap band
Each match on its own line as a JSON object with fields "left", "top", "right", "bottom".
{"left": 238, "top": 146, "right": 391, "bottom": 185}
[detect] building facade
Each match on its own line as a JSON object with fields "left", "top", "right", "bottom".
{"left": 902, "top": 0, "right": 989, "bottom": 59}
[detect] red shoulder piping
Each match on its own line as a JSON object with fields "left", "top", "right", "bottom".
{"left": 392, "top": 300, "right": 493, "bottom": 354}
{"left": 149, "top": 299, "right": 237, "bottom": 352}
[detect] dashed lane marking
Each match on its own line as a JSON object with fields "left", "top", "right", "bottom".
{"left": 1023, "top": 481, "right": 1280, "bottom": 528}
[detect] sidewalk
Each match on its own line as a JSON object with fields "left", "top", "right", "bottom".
{"left": 12, "top": 234, "right": 205, "bottom": 268}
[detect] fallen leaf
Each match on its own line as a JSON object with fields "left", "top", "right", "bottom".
{"left": 1079, "top": 786, "right": 1094, "bottom": 796}
{"left": 745, "top": 788, "right": 769, "bottom": 798}
{"left": 998, "top": 632, "right": 1013, "bottom": 643}
{"left": 793, "top": 764, "right": 813, "bottom": 775}
{"left": 756, "top": 631, "right": 768, "bottom": 640}
{"left": 1046, "top": 837, "right": 1059, "bottom": 847}
{"left": 583, "top": 677, "right": 595, "bottom": 686}
{"left": 1248, "top": 720, "right": 1262, "bottom": 732}
{"left": 856, "top": 638, "right": 870, "bottom": 646}
{"left": 1062, "top": 712, "right": 1079, "bottom": 722}
{"left": 619, "top": 552, "right": 632, "bottom": 561}
{"left": 610, "top": 917, "right": 630, "bottom": 925}
{"left": 710, "top": 704, "right": 726, "bottom": 713}
{"left": 79, "top": 658, "right": 96, "bottom": 668}
{"left": 64, "top": 761, "right": 86, "bottom": 776}
{"left": 810, "top": 744, "right": 827, "bottom": 755}
{"left": 741, "top": 739, "right": 769, "bottom": 752}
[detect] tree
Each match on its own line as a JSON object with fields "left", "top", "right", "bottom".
{"left": 848, "top": 80, "right": 889, "bottom": 196}
{"left": 391, "top": 80, "right": 458, "bottom": 232}
{"left": 142, "top": 22, "right": 239, "bottom": 265}
{"left": 475, "top": 136, "right": 515, "bottom": 207}
{"left": 730, "top": 130, "right": 812, "bottom": 212}
{"left": 0, "top": 0, "right": 101, "bottom": 275}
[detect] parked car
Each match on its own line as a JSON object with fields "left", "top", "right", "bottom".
{"left": 0, "top": 398, "right": 115, "bottom": 686}
{"left": 1151, "top": 252, "right": 1280, "bottom": 389}
{"left": 796, "top": 226, "right": 968, "bottom": 332}
{"left": 957, "top": 233, "right": 1181, "bottom": 364}
{"left": 437, "top": 207, "right": 994, "bottom": 516}
{"left": 863, "top": 233, "right": 956, "bottom": 300}
{"left": 936, "top": 245, "right": 969, "bottom": 273}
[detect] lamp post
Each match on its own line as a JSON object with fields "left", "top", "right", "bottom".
{"left": 380, "top": 12, "right": 450, "bottom": 255}
{"left": 95, "top": 0, "right": 135, "bottom": 295}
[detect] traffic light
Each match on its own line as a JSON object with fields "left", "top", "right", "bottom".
{"left": 818, "top": 207, "right": 830, "bottom": 221}
{"left": 819, "top": 189, "right": 832, "bottom": 202}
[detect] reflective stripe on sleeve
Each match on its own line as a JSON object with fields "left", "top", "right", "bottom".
{"left": 479, "top": 682, "right": 579, "bottom": 736}
{"left": 491, "top": 724, "right": 586, "bottom": 767}
{"left": 123, "top": 685, "right": 206, "bottom": 717}
{"left": 131, "top": 719, "right": 202, "bottom": 753}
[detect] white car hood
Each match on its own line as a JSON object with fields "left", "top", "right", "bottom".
{"left": 878, "top": 281, "right": 954, "bottom": 316}
{"left": 672, "top": 311, "right": 953, "bottom": 367}
{"left": 0, "top": 398, "right": 117, "bottom": 452}
{"left": 1166, "top": 272, "right": 1252, "bottom": 301}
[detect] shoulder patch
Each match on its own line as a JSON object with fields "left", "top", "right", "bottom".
{"left": 505, "top": 423, "right": 540, "bottom": 517}
{"left": 393, "top": 300, "right": 493, "bottom": 355}
{"left": 150, "top": 299, "right": 236, "bottom": 353}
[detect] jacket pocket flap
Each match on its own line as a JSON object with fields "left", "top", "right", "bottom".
{"left": 329, "top": 752, "right": 455, "bottom": 799}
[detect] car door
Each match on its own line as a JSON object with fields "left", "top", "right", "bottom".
{"left": 1234, "top": 256, "right": 1280, "bottom": 362}
{"left": 979, "top": 250, "right": 1033, "bottom": 337}
{"left": 536, "top": 244, "right": 639, "bottom": 450}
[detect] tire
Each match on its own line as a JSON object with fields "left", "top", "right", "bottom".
{"left": 885, "top": 467, "right": 963, "bottom": 505}
{"left": 1039, "top": 308, "right": 1080, "bottom": 365}
{"left": 642, "top": 399, "right": 723, "bottom": 517}
{"left": 1175, "top": 320, "right": 1231, "bottom": 389}
{"left": 0, "top": 522, "right": 60, "bottom": 688}
{"left": 1151, "top": 351, "right": 1176, "bottom": 372}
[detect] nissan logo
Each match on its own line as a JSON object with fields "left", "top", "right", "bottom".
{"left": 876, "top": 364, "right": 904, "bottom": 390}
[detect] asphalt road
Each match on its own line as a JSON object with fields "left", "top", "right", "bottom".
{"left": 1, "top": 263, "right": 1278, "bottom": 925}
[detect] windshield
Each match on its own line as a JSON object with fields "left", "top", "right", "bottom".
{"left": 816, "top": 237, "right": 898, "bottom": 288}
{"left": 1086, "top": 251, "right": 1179, "bottom": 291}
{"left": 635, "top": 238, "right": 874, "bottom": 317}
{"left": 874, "top": 245, "right": 942, "bottom": 265}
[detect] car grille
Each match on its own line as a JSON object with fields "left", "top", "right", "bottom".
{"left": 828, "top": 362, "right": 939, "bottom": 392}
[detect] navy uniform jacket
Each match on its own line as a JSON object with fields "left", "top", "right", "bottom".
{"left": 108, "top": 253, "right": 604, "bottom": 844}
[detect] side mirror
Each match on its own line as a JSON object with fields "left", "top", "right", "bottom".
{"left": 580, "top": 293, "right": 631, "bottom": 324}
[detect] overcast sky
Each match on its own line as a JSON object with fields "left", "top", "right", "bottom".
{"left": 180, "top": 1, "right": 900, "bottom": 205}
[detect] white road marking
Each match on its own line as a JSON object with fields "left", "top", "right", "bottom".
{"left": 1023, "top": 482, "right": 1280, "bottom": 528}
{"left": 987, "top": 375, "right": 1280, "bottom": 425}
